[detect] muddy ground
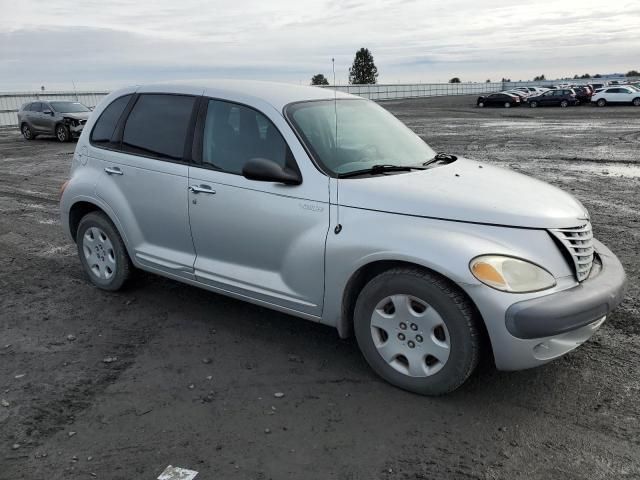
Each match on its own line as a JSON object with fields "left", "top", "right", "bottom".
{"left": 1, "top": 95, "right": 639, "bottom": 480}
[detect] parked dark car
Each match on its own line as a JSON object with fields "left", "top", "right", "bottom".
{"left": 17, "top": 100, "right": 91, "bottom": 142}
{"left": 527, "top": 89, "right": 578, "bottom": 108}
{"left": 477, "top": 92, "right": 521, "bottom": 108}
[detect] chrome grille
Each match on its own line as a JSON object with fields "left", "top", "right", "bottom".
{"left": 549, "top": 223, "right": 594, "bottom": 282}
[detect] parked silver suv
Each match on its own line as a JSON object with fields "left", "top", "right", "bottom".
{"left": 18, "top": 100, "right": 90, "bottom": 142}
{"left": 59, "top": 82, "right": 626, "bottom": 395}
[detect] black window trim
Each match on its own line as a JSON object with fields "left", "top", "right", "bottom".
{"left": 91, "top": 92, "right": 199, "bottom": 166}
{"left": 89, "top": 93, "right": 136, "bottom": 152}
{"left": 191, "top": 96, "right": 302, "bottom": 181}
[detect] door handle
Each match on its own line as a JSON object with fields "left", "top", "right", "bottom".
{"left": 188, "top": 185, "right": 216, "bottom": 194}
{"left": 104, "top": 167, "right": 123, "bottom": 175}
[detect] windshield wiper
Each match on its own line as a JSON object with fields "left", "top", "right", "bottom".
{"left": 337, "top": 164, "right": 426, "bottom": 178}
{"left": 423, "top": 152, "right": 458, "bottom": 167}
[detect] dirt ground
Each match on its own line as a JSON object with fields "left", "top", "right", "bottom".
{"left": 1, "top": 95, "right": 639, "bottom": 480}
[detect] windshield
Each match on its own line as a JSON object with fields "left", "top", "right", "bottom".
{"left": 50, "top": 101, "right": 90, "bottom": 113}
{"left": 286, "top": 99, "right": 436, "bottom": 176}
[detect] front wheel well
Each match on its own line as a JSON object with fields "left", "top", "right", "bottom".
{"left": 339, "top": 260, "right": 492, "bottom": 361}
{"left": 68, "top": 201, "right": 102, "bottom": 241}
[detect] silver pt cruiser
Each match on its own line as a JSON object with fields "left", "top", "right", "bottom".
{"left": 60, "top": 82, "right": 626, "bottom": 395}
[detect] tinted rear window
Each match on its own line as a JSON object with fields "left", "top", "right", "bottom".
{"left": 122, "top": 94, "right": 196, "bottom": 161}
{"left": 91, "top": 95, "right": 132, "bottom": 145}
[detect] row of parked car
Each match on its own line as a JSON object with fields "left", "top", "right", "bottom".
{"left": 477, "top": 82, "right": 640, "bottom": 108}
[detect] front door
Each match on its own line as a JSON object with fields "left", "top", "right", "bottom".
{"left": 93, "top": 93, "right": 199, "bottom": 278}
{"left": 188, "top": 98, "right": 330, "bottom": 316}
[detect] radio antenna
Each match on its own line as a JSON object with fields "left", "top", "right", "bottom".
{"left": 332, "top": 58, "right": 342, "bottom": 234}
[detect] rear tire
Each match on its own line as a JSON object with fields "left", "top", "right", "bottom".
{"left": 478, "top": 102, "right": 484, "bottom": 108}
{"left": 597, "top": 98, "right": 607, "bottom": 107}
{"left": 21, "top": 124, "right": 36, "bottom": 140}
{"left": 56, "top": 124, "right": 71, "bottom": 142}
{"left": 504, "top": 102, "right": 511, "bottom": 108}
{"left": 353, "top": 267, "right": 480, "bottom": 395}
{"left": 529, "top": 101, "right": 538, "bottom": 108}
{"left": 76, "top": 212, "right": 131, "bottom": 291}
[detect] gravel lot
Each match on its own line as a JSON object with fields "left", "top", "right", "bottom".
{"left": 1, "top": 95, "right": 639, "bottom": 480}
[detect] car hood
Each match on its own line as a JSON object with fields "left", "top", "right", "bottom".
{"left": 338, "top": 158, "right": 589, "bottom": 229}
{"left": 62, "top": 112, "right": 90, "bottom": 120}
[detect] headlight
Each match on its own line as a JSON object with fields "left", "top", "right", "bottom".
{"left": 470, "top": 255, "right": 556, "bottom": 293}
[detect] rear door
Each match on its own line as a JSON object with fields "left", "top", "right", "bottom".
{"left": 604, "top": 88, "right": 620, "bottom": 102}
{"left": 30, "top": 102, "right": 45, "bottom": 131}
{"left": 92, "top": 92, "right": 200, "bottom": 278}
{"left": 187, "top": 98, "right": 330, "bottom": 316}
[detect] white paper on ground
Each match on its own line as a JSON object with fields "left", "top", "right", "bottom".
{"left": 157, "top": 465, "right": 199, "bottom": 480}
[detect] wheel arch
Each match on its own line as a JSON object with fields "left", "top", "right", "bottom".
{"left": 68, "top": 200, "right": 134, "bottom": 261}
{"left": 338, "top": 259, "right": 492, "bottom": 361}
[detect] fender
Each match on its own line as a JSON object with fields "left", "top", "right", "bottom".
{"left": 321, "top": 206, "right": 574, "bottom": 337}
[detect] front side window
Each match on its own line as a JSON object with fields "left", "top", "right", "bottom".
{"left": 202, "top": 99, "right": 291, "bottom": 174}
{"left": 31, "top": 102, "right": 43, "bottom": 112}
{"left": 50, "top": 101, "right": 90, "bottom": 113}
{"left": 122, "top": 94, "right": 196, "bottom": 161}
{"left": 286, "top": 99, "right": 436, "bottom": 176}
{"left": 91, "top": 94, "right": 132, "bottom": 145}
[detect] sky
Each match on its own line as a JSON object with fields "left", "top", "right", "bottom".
{"left": 1, "top": 0, "right": 639, "bottom": 91}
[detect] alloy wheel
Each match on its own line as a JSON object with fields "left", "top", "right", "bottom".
{"left": 57, "top": 125, "right": 68, "bottom": 142}
{"left": 370, "top": 294, "right": 451, "bottom": 377}
{"left": 22, "top": 125, "right": 32, "bottom": 139}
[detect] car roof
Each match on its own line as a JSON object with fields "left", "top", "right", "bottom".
{"left": 133, "top": 80, "right": 355, "bottom": 111}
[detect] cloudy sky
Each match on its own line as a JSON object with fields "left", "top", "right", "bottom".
{"left": 1, "top": 0, "right": 639, "bottom": 91}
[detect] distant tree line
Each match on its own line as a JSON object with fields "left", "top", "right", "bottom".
{"left": 310, "top": 52, "right": 640, "bottom": 86}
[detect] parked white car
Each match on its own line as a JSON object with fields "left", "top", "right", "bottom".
{"left": 592, "top": 86, "right": 640, "bottom": 107}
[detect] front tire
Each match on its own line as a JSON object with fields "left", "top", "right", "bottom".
{"left": 504, "top": 102, "right": 511, "bottom": 108}
{"left": 597, "top": 98, "right": 606, "bottom": 107}
{"left": 529, "top": 101, "right": 538, "bottom": 108}
{"left": 56, "top": 124, "right": 71, "bottom": 142}
{"left": 76, "top": 212, "right": 131, "bottom": 291}
{"left": 633, "top": 97, "right": 640, "bottom": 107}
{"left": 353, "top": 268, "right": 480, "bottom": 395}
{"left": 560, "top": 100, "right": 569, "bottom": 108}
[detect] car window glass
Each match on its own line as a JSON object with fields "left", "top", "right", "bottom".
{"left": 202, "top": 99, "right": 289, "bottom": 174}
{"left": 122, "top": 94, "right": 196, "bottom": 161}
{"left": 91, "top": 94, "right": 132, "bottom": 145}
{"left": 32, "top": 102, "right": 43, "bottom": 112}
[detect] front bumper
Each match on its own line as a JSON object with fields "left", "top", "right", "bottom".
{"left": 69, "top": 123, "right": 85, "bottom": 138}
{"left": 464, "top": 238, "right": 626, "bottom": 370}
{"left": 505, "top": 239, "right": 626, "bottom": 339}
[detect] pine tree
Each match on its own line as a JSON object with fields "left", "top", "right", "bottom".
{"left": 348, "top": 48, "right": 378, "bottom": 85}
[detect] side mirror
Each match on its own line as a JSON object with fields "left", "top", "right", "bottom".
{"left": 242, "top": 158, "right": 301, "bottom": 185}
{"left": 43, "top": 110, "right": 53, "bottom": 115}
